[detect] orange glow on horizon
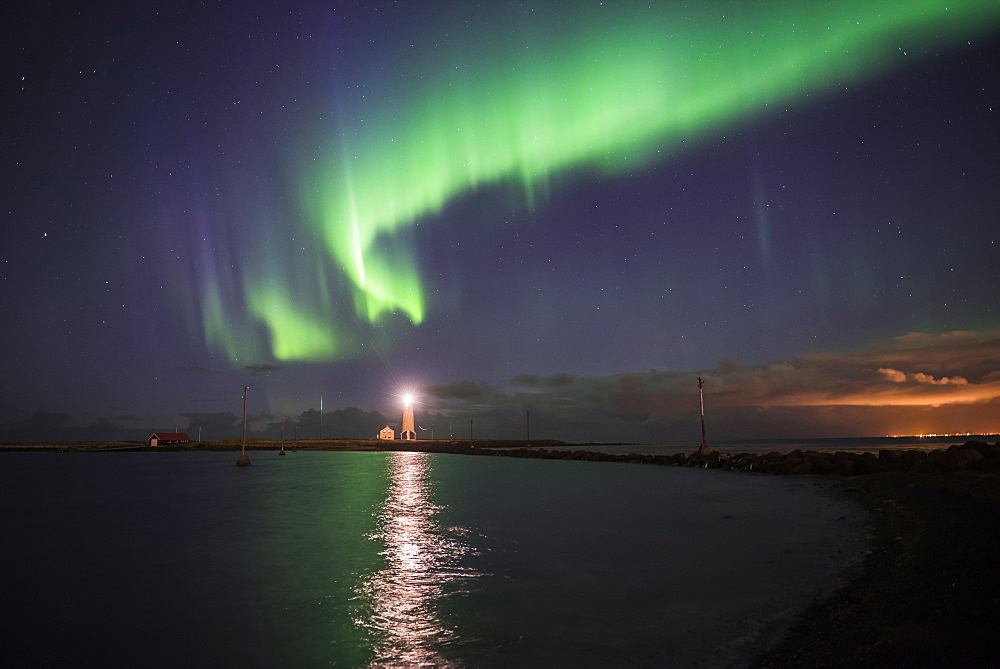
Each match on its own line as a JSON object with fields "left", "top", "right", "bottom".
{"left": 752, "top": 383, "right": 1000, "bottom": 408}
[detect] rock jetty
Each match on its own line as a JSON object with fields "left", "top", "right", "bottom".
{"left": 442, "top": 440, "right": 1000, "bottom": 477}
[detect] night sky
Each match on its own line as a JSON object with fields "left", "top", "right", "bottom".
{"left": 4, "top": 1, "right": 999, "bottom": 443}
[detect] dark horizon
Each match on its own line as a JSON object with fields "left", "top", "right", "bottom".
{"left": 2, "top": 405, "right": 997, "bottom": 446}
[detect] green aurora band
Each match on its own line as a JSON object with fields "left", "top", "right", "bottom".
{"left": 208, "top": 0, "right": 1000, "bottom": 364}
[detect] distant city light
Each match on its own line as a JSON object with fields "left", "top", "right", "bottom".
{"left": 885, "top": 432, "right": 999, "bottom": 439}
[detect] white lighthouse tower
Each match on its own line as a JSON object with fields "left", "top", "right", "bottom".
{"left": 401, "top": 394, "right": 416, "bottom": 440}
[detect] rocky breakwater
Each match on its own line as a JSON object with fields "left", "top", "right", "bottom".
{"left": 689, "top": 440, "right": 1000, "bottom": 476}
{"left": 455, "top": 441, "right": 1000, "bottom": 477}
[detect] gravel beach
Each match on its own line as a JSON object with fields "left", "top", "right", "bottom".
{"left": 755, "top": 470, "right": 1000, "bottom": 667}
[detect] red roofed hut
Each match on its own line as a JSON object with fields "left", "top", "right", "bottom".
{"left": 148, "top": 432, "right": 191, "bottom": 447}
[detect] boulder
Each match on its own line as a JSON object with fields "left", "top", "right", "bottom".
{"left": 806, "top": 453, "right": 835, "bottom": 475}
{"left": 878, "top": 449, "right": 912, "bottom": 471}
{"left": 857, "top": 452, "right": 886, "bottom": 475}
{"left": 906, "top": 451, "right": 929, "bottom": 472}
{"left": 729, "top": 453, "right": 760, "bottom": 472}
{"left": 787, "top": 458, "right": 814, "bottom": 475}
{"left": 967, "top": 441, "right": 1000, "bottom": 459}
{"left": 980, "top": 456, "right": 1000, "bottom": 471}
{"left": 687, "top": 450, "right": 721, "bottom": 466}
{"left": 944, "top": 446, "right": 986, "bottom": 472}
{"left": 960, "top": 446, "right": 987, "bottom": 463}
{"left": 781, "top": 456, "right": 805, "bottom": 474}
{"left": 752, "top": 452, "right": 784, "bottom": 474}
{"left": 830, "top": 456, "right": 858, "bottom": 476}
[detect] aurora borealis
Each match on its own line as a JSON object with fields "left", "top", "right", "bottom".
{"left": 299, "top": 0, "right": 996, "bottom": 356}
{"left": 4, "top": 1, "right": 1000, "bottom": 441}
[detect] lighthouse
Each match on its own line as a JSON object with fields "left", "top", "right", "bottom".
{"left": 401, "top": 394, "right": 416, "bottom": 440}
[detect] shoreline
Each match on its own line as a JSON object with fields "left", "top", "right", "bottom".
{"left": 755, "top": 470, "right": 1000, "bottom": 666}
{"left": 4, "top": 439, "right": 998, "bottom": 664}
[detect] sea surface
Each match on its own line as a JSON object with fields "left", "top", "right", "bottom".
{"left": 0, "top": 451, "right": 866, "bottom": 667}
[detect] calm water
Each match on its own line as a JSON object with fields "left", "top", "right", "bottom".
{"left": 0, "top": 451, "right": 865, "bottom": 667}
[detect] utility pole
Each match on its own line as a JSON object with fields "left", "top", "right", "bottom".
{"left": 319, "top": 395, "right": 323, "bottom": 440}
{"left": 237, "top": 386, "right": 252, "bottom": 466}
{"left": 526, "top": 409, "right": 532, "bottom": 449}
{"left": 280, "top": 416, "right": 286, "bottom": 456}
{"left": 242, "top": 387, "right": 248, "bottom": 445}
{"left": 696, "top": 377, "right": 712, "bottom": 456}
{"left": 698, "top": 377, "right": 706, "bottom": 445}
{"left": 470, "top": 419, "right": 474, "bottom": 448}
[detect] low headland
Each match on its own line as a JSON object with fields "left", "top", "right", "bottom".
{"left": 4, "top": 437, "right": 999, "bottom": 665}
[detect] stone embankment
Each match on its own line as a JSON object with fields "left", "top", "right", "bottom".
{"left": 460, "top": 441, "right": 1000, "bottom": 476}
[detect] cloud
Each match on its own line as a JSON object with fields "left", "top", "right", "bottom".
{"left": 182, "top": 365, "right": 223, "bottom": 375}
{"left": 4, "top": 330, "right": 996, "bottom": 444}
{"left": 427, "top": 380, "right": 494, "bottom": 400}
{"left": 274, "top": 407, "right": 390, "bottom": 440}
{"left": 511, "top": 373, "right": 578, "bottom": 389}
{"left": 180, "top": 411, "right": 239, "bottom": 439}
{"left": 822, "top": 330, "right": 999, "bottom": 379}
{"left": 750, "top": 330, "right": 998, "bottom": 407}
{"left": 425, "top": 330, "right": 1000, "bottom": 441}
{"left": 0, "top": 412, "right": 155, "bottom": 442}
{"left": 248, "top": 410, "right": 275, "bottom": 424}
{"left": 878, "top": 368, "right": 907, "bottom": 383}
{"left": 245, "top": 364, "right": 284, "bottom": 375}
{"left": 912, "top": 373, "right": 967, "bottom": 386}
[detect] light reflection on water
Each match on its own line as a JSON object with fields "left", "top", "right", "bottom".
{"left": 356, "top": 451, "right": 481, "bottom": 666}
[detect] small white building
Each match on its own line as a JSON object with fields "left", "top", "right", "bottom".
{"left": 377, "top": 425, "right": 395, "bottom": 440}
{"left": 148, "top": 432, "right": 191, "bottom": 447}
